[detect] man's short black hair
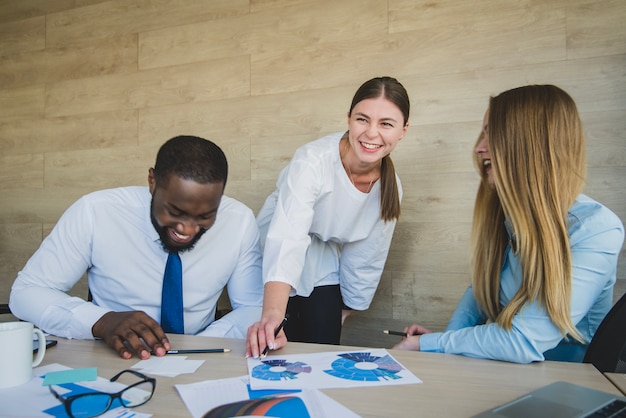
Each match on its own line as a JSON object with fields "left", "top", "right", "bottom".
{"left": 153, "top": 135, "right": 228, "bottom": 187}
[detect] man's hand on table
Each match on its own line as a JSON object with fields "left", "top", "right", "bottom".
{"left": 92, "top": 311, "right": 171, "bottom": 359}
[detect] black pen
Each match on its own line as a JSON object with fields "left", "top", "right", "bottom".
{"left": 261, "top": 314, "right": 289, "bottom": 358}
{"left": 153, "top": 348, "right": 231, "bottom": 355}
{"left": 383, "top": 329, "right": 408, "bottom": 337}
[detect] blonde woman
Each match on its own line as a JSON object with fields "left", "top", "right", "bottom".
{"left": 394, "top": 85, "right": 624, "bottom": 363}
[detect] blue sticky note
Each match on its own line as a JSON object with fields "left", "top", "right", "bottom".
{"left": 42, "top": 368, "right": 98, "bottom": 386}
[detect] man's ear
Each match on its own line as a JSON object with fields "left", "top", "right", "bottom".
{"left": 148, "top": 168, "right": 156, "bottom": 193}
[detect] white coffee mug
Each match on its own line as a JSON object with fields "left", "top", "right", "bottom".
{"left": 0, "top": 321, "right": 46, "bottom": 388}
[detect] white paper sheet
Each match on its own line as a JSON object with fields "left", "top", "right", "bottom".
{"left": 247, "top": 348, "right": 422, "bottom": 390}
{"left": 175, "top": 375, "right": 360, "bottom": 418}
{"left": 0, "top": 363, "right": 152, "bottom": 417}
{"left": 132, "top": 356, "right": 204, "bottom": 377}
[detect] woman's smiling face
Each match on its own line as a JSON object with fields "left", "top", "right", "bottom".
{"left": 346, "top": 96, "right": 408, "bottom": 165}
{"left": 476, "top": 108, "right": 494, "bottom": 185}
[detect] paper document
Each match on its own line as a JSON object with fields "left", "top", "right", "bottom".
{"left": 132, "top": 355, "right": 204, "bottom": 377}
{"left": 175, "top": 375, "right": 360, "bottom": 418}
{"left": 248, "top": 348, "right": 422, "bottom": 390}
{"left": 0, "top": 363, "right": 152, "bottom": 417}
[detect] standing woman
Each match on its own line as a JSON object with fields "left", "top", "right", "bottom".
{"left": 394, "top": 85, "right": 624, "bottom": 363}
{"left": 246, "top": 77, "right": 410, "bottom": 357}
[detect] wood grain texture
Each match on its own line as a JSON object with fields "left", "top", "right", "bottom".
{"left": 0, "top": 153, "right": 43, "bottom": 189}
{"left": 583, "top": 110, "right": 626, "bottom": 167}
{"left": 0, "top": 34, "right": 138, "bottom": 90}
{"left": 0, "top": 110, "right": 138, "bottom": 155}
{"left": 0, "top": 0, "right": 623, "bottom": 342}
{"left": 0, "top": 188, "right": 93, "bottom": 224}
{"left": 0, "top": 85, "right": 44, "bottom": 119}
{"left": 0, "top": 0, "right": 108, "bottom": 24}
{"left": 0, "top": 223, "right": 42, "bottom": 302}
{"left": 0, "top": 16, "right": 45, "bottom": 56}
{"left": 139, "top": 0, "right": 387, "bottom": 70}
{"left": 44, "top": 145, "right": 157, "bottom": 189}
{"left": 139, "top": 87, "right": 350, "bottom": 145}
{"left": 566, "top": 0, "right": 626, "bottom": 59}
{"left": 45, "top": 56, "right": 251, "bottom": 117}
{"left": 252, "top": 4, "right": 567, "bottom": 96}
{"left": 45, "top": 0, "right": 249, "bottom": 47}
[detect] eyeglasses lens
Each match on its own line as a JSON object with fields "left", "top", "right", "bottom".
{"left": 68, "top": 393, "right": 115, "bottom": 418}
{"left": 68, "top": 380, "right": 153, "bottom": 417}
{"left": 120, "top": 380, "right": 154, "bottom": 407}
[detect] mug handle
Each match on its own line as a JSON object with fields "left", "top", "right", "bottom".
{"left": 32, "top": 329, "right": 46, "bottom": 367}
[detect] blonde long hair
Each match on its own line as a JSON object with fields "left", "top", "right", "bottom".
{"left": 471, "top": 85, "right": 587, "bottom": 342}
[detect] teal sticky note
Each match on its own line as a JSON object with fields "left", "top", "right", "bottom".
{"left": 42, "top": 368, "right": 98, "bottom": 386}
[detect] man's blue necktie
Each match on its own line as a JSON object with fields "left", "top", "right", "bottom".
{"left": 161, "top": 252, "right": 184, "bottom": 334}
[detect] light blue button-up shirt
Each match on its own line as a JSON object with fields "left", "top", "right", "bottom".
{"left": 420, "top": 194, "right": 624, "bottom": 363}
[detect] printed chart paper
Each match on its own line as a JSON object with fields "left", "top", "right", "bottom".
{"left": 0, "top": 363, "right": 152, "bottom": 418}
{"left": 175, "top": 376, "right": 360, "bottom": 418}
{"left": 247, "top": 349, "right": 422, "bottom": 390}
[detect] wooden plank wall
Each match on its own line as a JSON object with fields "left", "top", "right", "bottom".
{"left": 0, "top": 0, "right": 624, "bottom": 347}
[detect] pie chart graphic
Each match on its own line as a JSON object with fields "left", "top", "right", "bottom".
{"left": 323, "top": 352, "right": 404, "bottom": 381}
{"left": 251, "top": 359, "right": 312, "bottom": 381}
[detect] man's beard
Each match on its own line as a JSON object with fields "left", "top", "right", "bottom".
{"left": 150, "top": 200, "right": 207, "bottom": 253}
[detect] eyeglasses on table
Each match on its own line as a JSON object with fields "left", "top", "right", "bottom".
{"left": 48, "top": 369, "right": 156, "bottom": 418}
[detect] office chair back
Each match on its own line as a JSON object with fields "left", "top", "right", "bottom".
{"left": 0, "top": 304, "right": 11, "bottom": 315}
{"left": 583, "top": 292, "right": 626, "bottom": 373}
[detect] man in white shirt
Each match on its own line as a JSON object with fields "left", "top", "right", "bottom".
{"left": 10, "top": 135, "right": 263, "bottom": 359}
